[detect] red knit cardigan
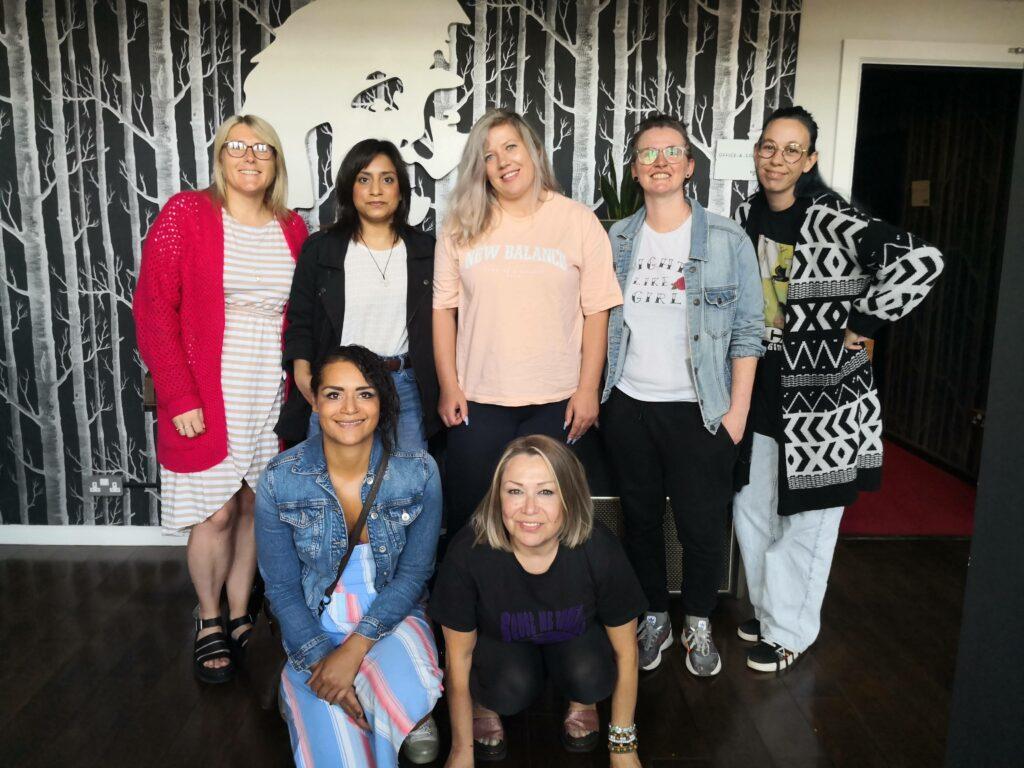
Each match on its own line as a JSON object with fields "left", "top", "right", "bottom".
{"left": 133, "top": 190, "right": 308, "bottom": 473}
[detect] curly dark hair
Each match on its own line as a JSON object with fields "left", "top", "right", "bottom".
{"left": 329, "top": 138, "right": 411, "bottom": 242}
{"left": 311, "top": 345, "right": 399, "bottom": 453}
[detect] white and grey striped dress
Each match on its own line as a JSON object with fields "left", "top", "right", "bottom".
{"left": 160, "top": 211, "right": 295, "bottom": 531}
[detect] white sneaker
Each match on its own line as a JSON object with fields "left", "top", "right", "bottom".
{"left": 402, "top": 715, "right": 440, "bottom": 764}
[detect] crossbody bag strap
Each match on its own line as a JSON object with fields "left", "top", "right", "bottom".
{"left": 317, "top": 451, "right": 391, "bottom": 617}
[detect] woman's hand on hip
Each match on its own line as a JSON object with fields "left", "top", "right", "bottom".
{"left": 565, "top": 388, "right": 599, "bottom": 443}
{"left": 438, "top": 384, "right": 469, "bottom": 428}
{"left": 843, "top": 328, "right": 871, "bottom": 351}
{"left": 171, "top": 408, "right": 205, "bottom": 438}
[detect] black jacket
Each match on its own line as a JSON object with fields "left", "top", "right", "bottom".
{"left": 275, "top": 227, "right": 441, "bottom": 443}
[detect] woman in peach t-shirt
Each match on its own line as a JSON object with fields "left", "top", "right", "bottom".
{"left": 433, "top": 108, "right": 623, "bottom": 539}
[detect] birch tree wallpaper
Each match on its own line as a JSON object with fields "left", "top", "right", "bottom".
{"left": 0, "top": 0, "right": 801, "bottom": 527}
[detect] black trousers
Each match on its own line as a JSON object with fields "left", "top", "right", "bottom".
{"left": 470, "top": 623, "right": 617, "bottom": 715}
{"left": 444, "top": 399, "right": 568, "bottom": 538}
{"left": 601, "top": 389, "right": 736, "bottom": 616}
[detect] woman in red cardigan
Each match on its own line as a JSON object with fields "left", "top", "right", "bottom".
{"left": 133, "top": 115, "right": 308, "bottom": 684}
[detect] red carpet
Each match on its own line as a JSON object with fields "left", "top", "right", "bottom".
{"left": 840, "top": 440, "right": 975, "bottom": 537}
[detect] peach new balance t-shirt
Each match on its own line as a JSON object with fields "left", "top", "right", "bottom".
{"left": 434, "top": 193, "right": 623, "bottom": 406}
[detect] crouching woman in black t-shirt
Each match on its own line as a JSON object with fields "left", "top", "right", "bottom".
{"left": 429, "top": 435, "right": 646, "bottom": 766}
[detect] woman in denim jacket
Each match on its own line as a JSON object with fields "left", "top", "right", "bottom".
{"left": 256, "top": 345, "right": 443, "bottom": 766}
{"left": 600, "top": 115, "right": 763, "bottom": 677}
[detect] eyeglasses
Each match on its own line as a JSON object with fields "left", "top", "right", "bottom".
{"left": 635, "top": 145, "right": 689, "bottom": 165}
{"left": 756, "top": 141, "right": 808, "bottom": 165}
{"left": 223, "top": 140, "right": 275, "bottom": 160}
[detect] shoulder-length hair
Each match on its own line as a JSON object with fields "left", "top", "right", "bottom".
{"left": 329, "top": 138, "right": 411, "bottom": 242}
{"left": 210, "top": 114, "right": 290, "bottom": 219}
{"left": 444, "top": 108, "right": 560, "bottom": 247}
{"left": 311, "top": 345, "right": 399, "bottom": 454}
{"left": 471, "top": 434, "right": 593, "bottom": 551}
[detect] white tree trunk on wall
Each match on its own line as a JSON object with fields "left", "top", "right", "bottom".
{"left": 704, "top": 0, "right": 742, "bottom": 215}
{"left": 569, "top": 0, "right": 608, "bottom": 204}
{"left": 683, "top": 0, "right": 699, "bottom": 128}
{"left": 633, "top": 1, "right": 646, "bottom": 118}
{"left": 2, "top": 0, "right": 69, "bottom": 523}
{"left": 543, "top": 0, "right": 557, "bottom": 158}
{"left": 87, "top": 0, "right": 131, "bottom": 524}
{"left": 472, "top": 0, "right": 489, "bottom": 120}
{"left": 232, "top": 0, "right": 243, "bottom": 114}
{"left": 0, "top": 231, "right": 32, "bottom": 523}
{"left": 610, "top": 0, "right": 629, "bottom": 174}
{"left": 657, "top": 0, "right": 668, "bottom": 111}
{"left": 209, "top": 0, "right": 223, "bottom": 128}
{"left": 515, "top": 3, "right": 527, "bottom": 114}
{"left": 44, "top": 0, "right": 95, "bottom": 524}
{"left": 115, "top": 0, "right": 144, "bottom": 272}
{"left": 67, "top": 0, "right": 106, "bottom": 525}
{"left": 147, "top": 0, "right": 182, "bottom": 204}
{"left": 773, "top": 0, "right": 788, "bottom": 110}
{"left": 747, "top": 0, "right": 772, "bottom": 195}
{"left": 187, "top": 0, "right": 210, "bottom": 188}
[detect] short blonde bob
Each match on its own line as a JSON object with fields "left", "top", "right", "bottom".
{"left": 444, "top": 108, "right": 560, "bottom": 246}
{"left": 210, "top": 114, "right": 290, "bottom": 219}
{"left": 471, "top": 434, "right": 594, "bottom": 552}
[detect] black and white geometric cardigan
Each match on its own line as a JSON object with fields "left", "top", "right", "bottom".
{"left": 736, "top": 192, "right": 944, "bottom": 514}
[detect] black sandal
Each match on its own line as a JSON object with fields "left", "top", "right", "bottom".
{"left": 227, "top": 613, "right": 255, "bottom": 664}
{"left": 194, "top": 616, "right": 234, "bottom": 684}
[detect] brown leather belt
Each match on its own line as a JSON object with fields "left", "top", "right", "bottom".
{"left": 383, "top": 353, "right": 411, "bottom": 372}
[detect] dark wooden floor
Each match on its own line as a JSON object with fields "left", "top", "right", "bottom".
{"left": 0, "top": 538, "right": 968, "bottom": 768}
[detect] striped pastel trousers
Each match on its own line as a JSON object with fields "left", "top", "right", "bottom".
{"left": 280, "top": 545, "right": 443, "bottom": 767}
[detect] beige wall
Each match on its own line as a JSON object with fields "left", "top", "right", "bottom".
{"left": 794, "top": 0, "right": 1024, "bottom": 183}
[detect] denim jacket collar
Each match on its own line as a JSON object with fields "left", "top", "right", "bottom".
{"left": 613, "top": 198, "right": 710, "bottom": 262}
{"left": 291, "top": 431, "right": 385, "bottom": 484}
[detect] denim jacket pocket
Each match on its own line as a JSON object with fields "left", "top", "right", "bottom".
{"left": 381, "top": 498, "right": 423, "bottom": 553}
{"left": 703, "top": 285, "right": 738, "bottom": 339}
{"left": 278, "top": 500, "right": 327, "bottom": 559}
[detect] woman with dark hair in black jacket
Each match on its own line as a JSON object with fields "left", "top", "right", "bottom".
{"left": 277, "top": 139, "right": 440, "bottom": 449}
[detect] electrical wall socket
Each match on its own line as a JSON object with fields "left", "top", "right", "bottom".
{"left": 84, "top": 474, "right": 125, "bottom": 497}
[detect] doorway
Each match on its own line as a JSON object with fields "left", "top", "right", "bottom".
{"left": 844, "top": 64, "right": 1022, "bottom": 535}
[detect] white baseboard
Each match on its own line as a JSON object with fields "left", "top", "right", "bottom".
{"left": 0, "top": 525, "right": 187, "bottom": 546}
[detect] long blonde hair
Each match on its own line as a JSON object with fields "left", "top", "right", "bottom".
{"left": 471, "top": 435, "right": 594, "bottom": 552}
{"left": 443, "top": 108, "right": 559, "bottom": 246}
{"left": 210, "top": 114, "right": 290, "bottom": 219}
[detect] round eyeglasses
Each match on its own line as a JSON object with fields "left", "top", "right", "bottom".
{"left": 635, "top": 145, "right": 689, "bottom": 165}
{"left": 223, "top": 140, "right": 275, "bottom": 160}
{"left": 756, "top": 141, "right": 808, "bottom": 165}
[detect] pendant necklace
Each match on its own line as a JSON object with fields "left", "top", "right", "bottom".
{"left": 359, "top": 234, "right": 397, "bottom": 284}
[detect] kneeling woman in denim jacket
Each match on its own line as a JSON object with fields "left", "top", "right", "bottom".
{"left": 601, "top": 114, "right": 763, "bottom": 677}
{"left": 256, "top": 345, "right": 443, "bottom": 767}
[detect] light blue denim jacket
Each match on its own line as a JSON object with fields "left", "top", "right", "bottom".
{"left": 602, "top": 200, "right": 764, "bottom": 432}
{"left": 255, "top": 435, "right": 441, "bottom": 671}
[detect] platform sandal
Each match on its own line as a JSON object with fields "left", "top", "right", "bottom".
{"left": 560, "top": 706, "right": 600, "bottom": 753}
{"left": 194, "top": 616, "right": 234, "bottom": 684}
{"left": 227, "top": 613, "right": 255, "bottom": 665}
{"left": 472, "top": 713, "right": 507, "bottom": 762}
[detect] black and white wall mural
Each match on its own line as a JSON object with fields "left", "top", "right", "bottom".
{"left": 0, "top": 0, "right": 801, "bottom": 527}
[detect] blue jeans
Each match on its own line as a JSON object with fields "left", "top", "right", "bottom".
{"left": 733, "top": 433, "right": 843, "bottom": 653}
{"left": 307, "top": 368, "right": 427, "bottom": 451}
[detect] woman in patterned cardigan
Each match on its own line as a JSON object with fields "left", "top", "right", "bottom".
{"left": 732, "top": 106, "right": 943, "bottom": 672}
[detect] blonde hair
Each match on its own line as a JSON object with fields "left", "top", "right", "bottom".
{"left": 443, "top": 108, "right": 560, "bottom": 246}
{"left": 471, "top": 435, "right": 594, "bottom": 552}
{"left": 211, "top": 114, "right": 290, "bottom": 219}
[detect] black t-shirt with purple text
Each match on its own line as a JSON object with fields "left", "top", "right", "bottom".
{"left": 428, "top": 522, "right": 647, "bottom": 645}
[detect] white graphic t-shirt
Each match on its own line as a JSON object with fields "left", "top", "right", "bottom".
{"left": 617, "top": 219, "right": 697, "bottom": 402}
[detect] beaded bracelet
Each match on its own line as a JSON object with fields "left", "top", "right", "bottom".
{"left": 608, "top": 724, "right": 638, "bottom": 754}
